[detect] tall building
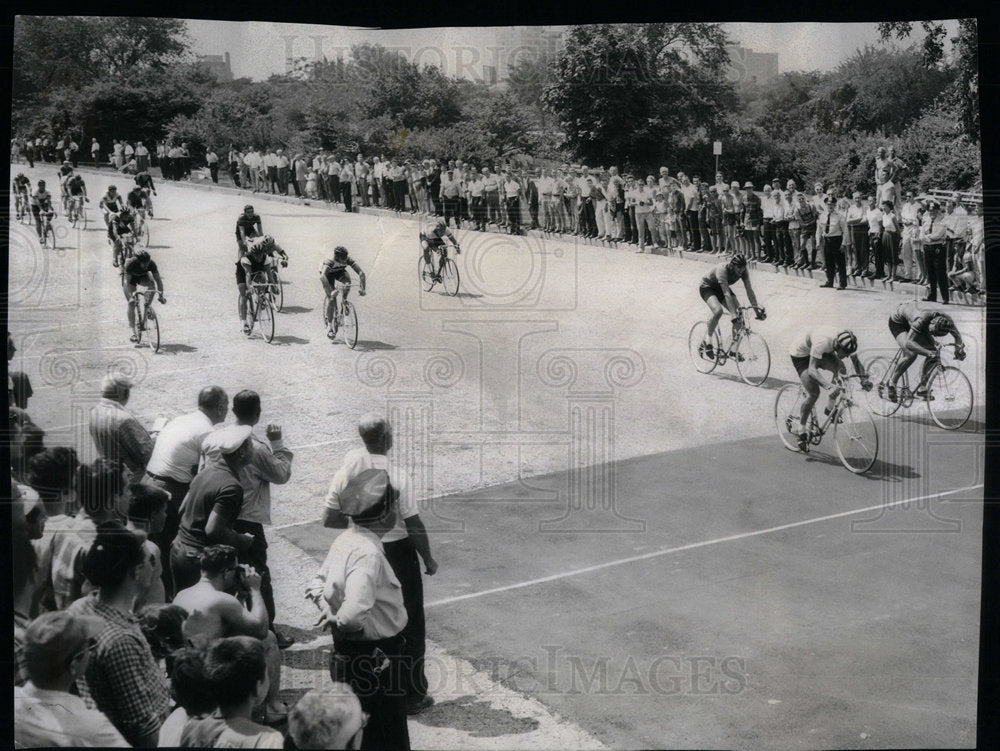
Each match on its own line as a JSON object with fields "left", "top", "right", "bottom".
{"left": 727, "top": 45, "right": 779, "bottom": 85}
{"left": 491, "top": 26, "right": 565, "bottom": 84}
{"left": 196, "top": 52, "right": 234, "bottom": 82}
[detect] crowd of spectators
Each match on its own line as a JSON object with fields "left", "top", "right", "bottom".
{"left": 9, "top": 353, "right": 429, "bottom": 748}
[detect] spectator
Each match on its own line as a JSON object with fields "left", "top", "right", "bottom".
{"left": 68, "top": 521, "right": 171, "bottom": 746}
{"left": 144, "top": 385, "right": 229, "bottom": 598}
{"left": 228, "top": 389, "right": 294, "bottom": 646}
{"left": 244, "top": 147, "right": 261, "bottom": 192}
{"left": 323, "top": 414, "right": 438, "bottom": 716}
{"left": 467, "top": 169, "right": 486, "bottom": 231}
{"left": 816, "top": 194, "right": 851, "bottom": 290}
{"left": 91, "top": 137, "right": 101, "bottom": 168}
{"left": 293, "top": 153, "right": 307, "bottom": 198}
{"left": 228, "top": 144, "right": 242, "bottom": 188}
{"left": 846, "top": 191, "right": 868, "bottom": 277}
{"left": 170, "top": 424, "right": 256, "bottom": 592}
{"left": 7, "top": 332, "right": 34, "bottom": 410}
{"left": 15, "top": 611, "right": 129, "bottom": 747}
{"left": 866, "top": 199, "right": 885, "bottom": 279}
{"left": 113, "top": 139, "right": 124, "bottom": 169}
{"left": 309, "top": 468, "right": 410, "bottom": 750}
{"left": 172, "top": 545, "right": 287, "bottom": 723}
{"left": 89, "top": 373, "right": 154, "bottom": 485}
{"left": 504, "top": 171, "right": 523, "bottom": 235}
{"left": 206, "top": 147, "right": 220, "bottom": 184}
{"left": 341, "top": 160, "right": 356, "bottom": 213}
{"left": 634, "top": 177, "right": 656, "bottom": 253}
{"left": 525, "top": 169, "right": 541, "bottom": 230}
{"left": 125, "top": 482, "right": 172, "bottom": 608}
{"left": 157, "top": 646, "right": 217, "bottom": 747}
{"left": 136, "top": 603, "right": 188, "bottom": 667}
{"left": 124, "top": 141, "right": 135, "bottom": 165}
{"left": 920, "top": 199, "right": 949, "bottom": 303}
{"left": 135, "top": 141, "right": 150, "bottom": 173}
{"left": 482, "top": 166, "right": 501, "bottom": 227}
{"left": 12, "top": 490, "right": 41, "bottom": 686}
{"left": 703, "top": 185, "right": 721, "bottom": 255}
{"left": 880, "top": 200, "right": 901, "bottom": 281}
{"left": 289, "top": 686, "right": 367, "bottom": 750}
{"left": 679, "top": 172, "right": 700, "bottom": 251}
{"left": 179, "top": 636, "right": 284, "bottom": 748}
{"left": 900, "top": 190, "right": 922, "bottom": 283}
{"left": 179, "top": 143, "right": 192, "bottom": 179}
{"left": 277, "top": 149, "right": 291, "bottom": 195}
{"left": 441, "top": 168, "right": 463, "bottom": 228}
{"left": 29, "top": 446, "right": 81, "bottom": 613}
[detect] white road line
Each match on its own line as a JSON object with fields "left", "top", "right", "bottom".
{"left": 424, "top": 483, "right": 985, "bottom": 609}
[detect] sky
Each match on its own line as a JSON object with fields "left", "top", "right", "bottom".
{"left": 185, "top": 19, "right": 959, "bottom": 82}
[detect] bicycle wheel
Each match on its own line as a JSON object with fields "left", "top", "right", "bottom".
{"left": 863, "top": 357, "right": 901, "bottom": 417}
{"left": 419, "top": 256, "right": 436, "bottom": 291}
{"left": 147, "top": 308, "right": 160, "bottom": 353}
{"left": 441, "top": 258, "right": 460, "bottom": 296}
{"left": 775, "top": 384, "right": 806, "bottom": 452}
{"left": 735, "top": 331, "right": 771, "bottom": 386}
{"left": 80, "top": 207, "right": 87, "bottom": 230}
{"left": 141, "top": 219, "right": 151, "bottom": 248}
{"left": 833, "top": 399, "right": 879, "bottom": 474}
{"left": 256, "top": 295, "right": 275, "bottom": 343}
{"left": 44, "top": 225, "right": 56, "bottom": 249}
{"left": 132, "top": 301, "right": 144, "bottom": 345}
{"left": 688, "top": 321, "right": 720, "bottom": 374}
{"left": 926, "top": 365, "right": 973, "bottom": 430}
{"left": 341, "top": 302, "right": 359, "bottom": 348}
{"left": 272, "top": 271, "right": 284, "bottom": 312}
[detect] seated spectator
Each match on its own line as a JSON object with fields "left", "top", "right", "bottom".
{"left": 289, "top": 685, "right": 367, "bottom": 750}
{"left": 29, "top": 446, "right": 80, "bottom": 614}
{"left": 178, "top": 636, "right": 284, "bottom": 748}
{"left": 173, "top": 544, "right": 287, "bottom": 724}
{"left": 158, "top": 647, "right": 217, "bottom": 747}
{"left": 126, "top": 482, "right": 172, "bottom": 608}
{"left": 9, "top": 408, "right": 45, "bottom": 483}
{"left": 67, "top": 521, "right": 171, "bottom": 746}
{"left": 15, "top": 611, "right": 129, "bottom": 747}
{"left": 138, "top": 603, "right": 189, "bottom": 668}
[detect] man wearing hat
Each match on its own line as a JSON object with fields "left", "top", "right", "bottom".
{"left": 169, "top": 423, "right": 256, "bottom": 592}
{"left": 815, "top": 193, "right": 851, "bottom": 289}
{"left": 920, "top": 198, "right": 950, "bottom": 303}
{"left": 15, "top": 611, "right": 129, "bottom": 747}
{"left": 310, "top": 468, "right": 411, "bottom": 750}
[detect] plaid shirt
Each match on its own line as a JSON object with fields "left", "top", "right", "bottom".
{"left": 67, "top": 594, "right": 170, "bottom": 745}
{"left": 49, "top": 516, "right": 97, "bottom": 610}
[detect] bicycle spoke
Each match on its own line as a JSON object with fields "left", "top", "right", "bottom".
{"left": 736, "top": 331, "right": 771, "bottom": 386}
{"left": 774, "top": 384, "right": 806, "bottom": 452}
{"left": 688, "top": 321, "right": 720, "bottom": 374}
{"left": 834, "top": 402, "right": 878, "bottom": 473}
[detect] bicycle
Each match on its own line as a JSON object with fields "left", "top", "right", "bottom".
{"left": 68, "top": 195, "right": 87, "bottom": 230}
{"left": 37, "top": 209, "right": 56, "bottom": 249}
{"left": 322, "top": 283, "right": 359, "bottom": 348}
{"left": 245, "top": 270, "right": 276, "bottom": 343}
{"left": 864, "top": 342, "right": 973, "bottom": 430}
{"left": 775, "top": 374, "right": 879, "bottom": 473}
{"left": 129, "top": 288, "right": 161, "bottom": 352}
{"left": 688, "top": 306, "right": 771, "bottom": 386}
{"left": 135, "top": 208, "right": 151, "bottom": 247}
{"left": 15, "top": 191, "right": 29, "bottom": 224}
{"left": 116, "top": 234, "right": 138, "bottom": 274}
{"left": 267, "top": 263, "right": 284, "bottom": 312}
{"left": 419, "top": 245, "right": 460, "bottom": 296}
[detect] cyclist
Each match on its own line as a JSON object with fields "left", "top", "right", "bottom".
{"left": 30, "top": 180, "right": 55, "bottom": 241}
{"left": 99, "top": 185, "right": 124, "bottom": 230}
{"left": 121, "top": 250, "right": 166, "bottom": 342}
{"left": 320, "top": 245, "right": 366, "bottom": 339}
{"left": 698, "top": 254, "right": 764, "bottom": 360}
{"left": 134, "top": 170, "right": 157, "bottom": 217}
{"left": 885, "top": 300, "right": 966, "bottom": 402}
{"left": 57, "top": 161, "right": 74, "bottom": 204}
{"left": 235, "top": 204, "right": 263, "bottom": 257}
{"left": 65, "top": 172, "right": 89, "bottom": 217}
{"left": 110, "top": 207, "right": 138, "bottom": 267}
{"left": 789, "top": 328, "right": 871, "bottom": 450}
{"left": 13, "top": 172, "right": 31, "bottom": 217}
{"left": 237, "top": 234, "right": 289, "bottom": 334}
{"left": 419, "top": 219, "right": 461, "bottom": 282}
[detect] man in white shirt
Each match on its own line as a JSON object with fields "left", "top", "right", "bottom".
{"left": 144, "top": 385, "right": 229, "bottom": 598}
{"left": 845, "top": 192, "right": 869, "bottom": 277}
{"left": 323, "top": 415, "right": 438, "bottom": 716}
{"left": 634, "top": 177, "right": 656, "bottom": 253}
{"left": 900, "top": 190, "right": 922, "bottom": 282}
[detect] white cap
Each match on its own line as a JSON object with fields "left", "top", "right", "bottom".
{"left": 202, "top": 424, "right": 253, "bottom": 456}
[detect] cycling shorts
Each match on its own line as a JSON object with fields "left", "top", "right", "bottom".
{"left": 323, "top": 269, "right": 351, "bottom": 288}
{"left": 791, "top": 355, "right": 810, "bottom": 377}
{"left": 888, "top": 317, "right": 909, "bottom": 340}
{"left": 236, "top": 259, "right": 270, "bottom": 286}
{"left": 699, "top": 281, "right": 725, "bottom": 304}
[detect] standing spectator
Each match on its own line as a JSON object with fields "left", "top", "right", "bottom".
{"left": 482, "top": 167, "right": 501, "bottom": 227}
{"left": 113, "top": 140, "right": 124, "bottom": 170}
{"left": 289, "top": 686, "right": 366, "bottom": 750}
{"left": 525, "top": 169, "right": 541, "bottom": 230}
{"left": 172, "top": 545, "right": 287, "bottom": 723}
{"left": 310, "top": 469, "right": 411, "bottom": 750}
{"left": 900, "top": 190, "right": 922, "bottom": 282}
{"left": 773, "top": 187, "right": 794, "bottom": 266}
{"left": 880, "top": 199, "right": 902, "bottom": 280}
{"left": 167, "top": 143, "right": 183, "bottom": 180}
{"left": 427, "top": 160, "right": 443, "bottom": 217}
{"left": 866, "top": 199, "right": 885, "bottom": 279}
{"left": 743, "top": 183, "right": 762, "bottom": 260}
{"left": 944, "top": 194, "right": 968, "bottom": 270}
{"left": 228, "top": 144, "right": 242, "bottom": 188}
{"left": 206, "top": 147, "right": 220, "bottom": 184}
{"left": 381, "top": 156, "right": 394, "bottom": 210}
{"left": 440, "top": 168, "right": 463, "bottom": 228}
{"left": 158, "top": 141, "right": 171, "bottom": 180}
{"left": 68, "top": 521, "right": 171, "bottom": 746}
{"left": 89, "top": 373, "right": 154, "bottom": 485}
{"left": 504, "top": 171, "right": 523, "bottom": 234}
{"left": 340, "top": 161, "right": 356, "bottom": 212}
{"left": 720, "top": 183, "right": 739, "bottom": 255}
{"left": 306, "top": 165, "right": 319, "bottom": 199}
{"left": 760, "top": 184, "right": 775, "bottom": 262}
{"left": 330, "top": 156, "right": 343, "bottom": 205}
{"left": 276, "top": 149, "right": 291, "bottom": 195}
{"left": 679, "top": 172, "right": 700, "bottom": 250}
{"left": 370, "top": 156, "right": 383, "bottom": 207}
{"left": 607, "top": 167, "right": 625, "bottom": 240}
{"left": 264, "top": 149, "right": 279, "bottom": 193}
{"left": 356, "top": 156, "right": 370, "bottom": 207}
{"left": 144, "top": 386, "right": 229, "bottom": 598}
{"left": 124, "top": 482, "right": 171, "bottom": 609}
{"left": 8, "top": 332, "right": 33, "bottom": 410}
{"left": 845, "top": 192, "right": 869, "bottom": 277}
{"left": 179, "top": 636, "right": 284, "bottom": 748}
{"left": 538, "top": 168, "right": 554, "bottom": 232}
{"left": 134, "top": 141, "right": 149, "bottom": 173}
{"left": 15, "top": 611, "right": 129, "bottom": 747}
{"left": 25, "top": 137, "right": 35, "bottom": 167}
{"left": 294, "top": 153, "right": 308, "bottom": 198}
{"left": 29, "top": 447, "right": 81, "bottom": 613}
{"left": 13, "top": 490, "right": 41, "bottom": 687}
{"left": 169, "top": 425, "right": 256, "bottom": 592}
{"left": 920, "top": 199, "right": 949, "bottom": 303}
{"left": 816, "top": 194, "right": 850, "bottom": 290}
{"left": 634, "top": 177, "right": 657, "bottom": 253}
{"left": 554, "top": 169, "right": 570, "bottom": 233}
{"left": 69, "top": 136, "right": 80, "bottom": 168}
{"left": 123, "top": 141, "right": 135, "bottom": 166}
{"left": 468, "top": 170, "right": 486, "bottom": 231}
{"left": 652, "top": 189, "right": 669, "bottom": 250}
{"left": 624, "top": 176, "right": 639, "bottom": 245}
{"left": 391, "top": 160, "right": 408, "bottom": 214}
{"left": 226, "top": 390, "right": 294, "bottom": 645}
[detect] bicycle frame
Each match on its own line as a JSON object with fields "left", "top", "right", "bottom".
{"left": 876, "top": 343, "right": 955, "bottom": 409}
{"left": 805, "top": 376, "right": 861, "bottom": 444}
{"left": 717, "top": 307, "right": 757, "bottom": 360}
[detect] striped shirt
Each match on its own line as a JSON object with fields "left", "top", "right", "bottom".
{"left": 89, "top": 398, "right": 154, "bottom": 480}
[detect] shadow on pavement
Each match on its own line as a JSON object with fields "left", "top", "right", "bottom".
{"left": 800, "top": 450, "right": 920, "bottom": 481}
{"left": 414, "top": 695, "right": 540, "bottom": 737}
{"left": 157, "top": 343, "right": 198, "bottom": 354}
{"left": 713, "top": 372, "right": 799, "bottom": 391}
{"left": 280, "top": 305, "right": 313, "bottom": 314}
{"left": 272, "top": 335, "right": 311, "bottom": 346}
{"left": 354, "top": 340, "right": 397, "bottom": 351}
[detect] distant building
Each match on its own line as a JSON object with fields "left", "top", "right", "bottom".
{"left": 196, "top": 52, "right": 234, "bottom": 82}
{"left": 727, "top": 45, "right": 779, "bottom": 85}
{"left": 491, "top": 26, "right": 565, "bottom": 85}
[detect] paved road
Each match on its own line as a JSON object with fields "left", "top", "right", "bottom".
{"left": 8, "top": 165, "right": 986, "bottom": 749}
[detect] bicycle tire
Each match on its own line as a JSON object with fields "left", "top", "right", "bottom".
{"left": 44, "top": 225, "right": 56, "bottom": 249}
{"left": 735, "top": 330, "right": 771, "bottom": 386}
{"left": 442, "top": 257, "right": 460, "bottom": 296}
{"left": 132, "top": 299, "right": 144, "bottom": 345}
{"left": 863, "top": 357, "right": 901, "bottom": 417}
{"left": 148, "top": 308, "right": 160, "bottom": 353}
{"left": 257, "top": 295, "right": 275, "bottom": 343}
{"left": 272, "top": 270, "right": 284, "bottom": 312}
{"left": 341, "top": 302, "right": 359, "bottom": 348}
{"left": 775, "top": 384, "right": 806, "bottom": 452}
{"left": 833, "top": 400, "right": 878, "bottom": 474}
{"left": 926, "top": 365, "right": 973, "bottom": 430}
{"left": 688, "top": 321, "right": 720, "bottom": 374}
{"left": 419, "top": 256, "right": 436, "bottom": 291}
{"left": 80, "top": 207, "right": 87, "bottom": 230}
{"left": 142, "top": 220, "right": 151, "bottom": 248}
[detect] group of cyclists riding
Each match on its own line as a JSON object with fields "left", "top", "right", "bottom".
{"left": 699, "top": 252, "right": 966, "bottom": 451}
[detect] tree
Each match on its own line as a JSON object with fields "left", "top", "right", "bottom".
{"left": 543, "top": 23, "right": 737, "bottom": 168}
{"left": 507, "top": 53, "right": 555, "bottom": 127}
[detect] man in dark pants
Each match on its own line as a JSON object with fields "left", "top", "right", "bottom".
{"left": 427, "top": 161, "right": 443, "bottom": 216}
{"left": 311, "top": 469, "right": 412, "bottom": 750}
{"left": 323, "top": 416, "right": 438, "bottom": 717}
{"left": 920, "top": 199, "right": 949, "bottom": 303}
{"left": 816, "top": 195, "right": 850, "bottom": 290}
{"left": 525, "top": 170, "right": 540, "bottom": 229}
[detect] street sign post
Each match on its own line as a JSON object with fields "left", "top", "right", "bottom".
{"left": 713, "top": 141, "right": 722, "bottom": 175}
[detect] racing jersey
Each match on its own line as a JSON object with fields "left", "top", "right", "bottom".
{"left": 126, "top": 188, "right": 145, "bottom": 209}
{"left": 67, "top": 175, "right": 86, "bottom": 196}
{"left": 123, "top": 255, "right": 158, "bottom": 284}
{"left": 242, "top": 237, "right": 286, "bottom": 266}
{"left": 320, "top": 252, "right": 361, "bottom": 277}
{"left": 135, "top": 172, "right": 155, "bottom": 191}
{"left": 58, "top": 164, "right": 74, "bottom": 181}
{"left": 236, "top": 213, "right": 263, "bottom": 243}
{"left": 889, "top": 301, "right": 948, "bottom": 336}
{"left": 100, "top": 194, "right": 124, "bottom": 213}
{"left": 13, "top": 175, "right": 30, "bottom": 193}
{"left": 421, "top": 224, "right": 454, "bottom": 245}
{"left": 701, "top": 262, "right": 745, "bottom": 290}
{"left": 31, "top": 190, "right": 53, "bottom": 209}
{"left": 111, "top": 213, "right": 135, "bottom": 236}
{"left": 789, "top": 326, "right": 844, "bottom": 360}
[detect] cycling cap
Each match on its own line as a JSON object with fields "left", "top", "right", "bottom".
{"left": 729, "top": 254, "right": 747, "bottom": 268}
{"left": 120, "top": 206, "right": 132, "bottom": 215}
{"left": 835, "top": 330, "right": 858, "bottom": 354}
{"left": 929, "top": 314, "right": 951, "bottom": 335}
{"left": 37, "top": 180, "right": 46, "bottom": 187}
